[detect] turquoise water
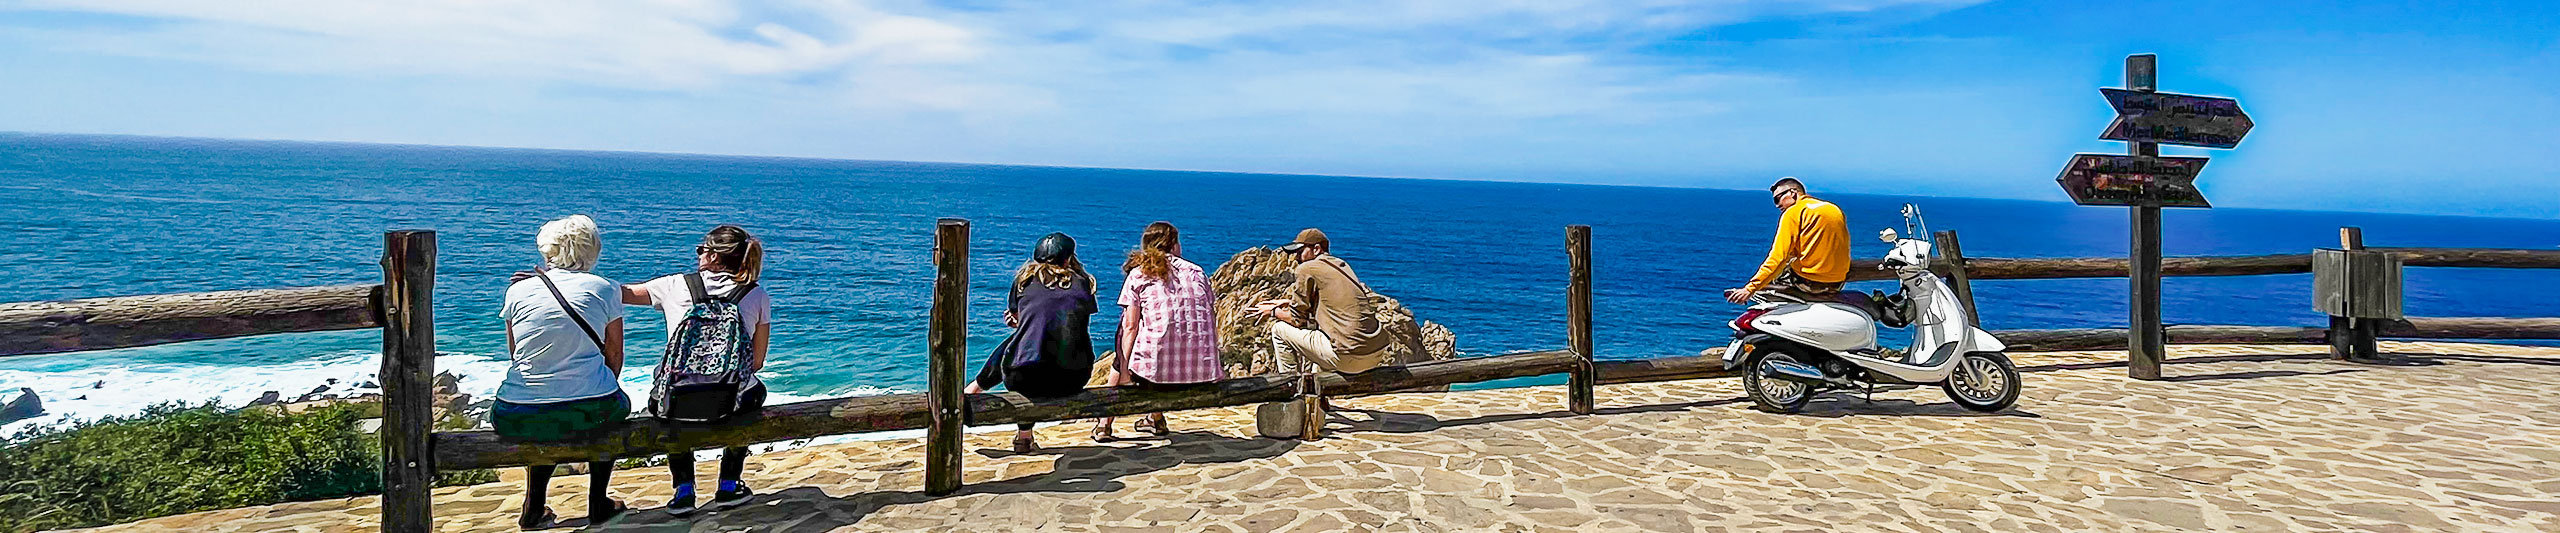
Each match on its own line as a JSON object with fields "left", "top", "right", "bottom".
{"left": 5, "top": 132, "right": 2556, "bottom": 432}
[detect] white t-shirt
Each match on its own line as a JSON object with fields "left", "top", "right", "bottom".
{"left": 642, "top": 270, "right": 772, "bottom": 347}
{"left": 498, "top": 270, "right": 626, "bottom": 404}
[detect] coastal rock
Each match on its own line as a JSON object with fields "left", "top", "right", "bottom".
{"left": 293, "top": 384, "right": 333, "bottom": 403}
{"left": 1, "top": 387, "right": 42, "bottom": 424}
{"left": 1208, "top": 247, "right": 1458, "bottom": 377}
{"left": 247, "top": 391, "right": 283, "bottom": 407}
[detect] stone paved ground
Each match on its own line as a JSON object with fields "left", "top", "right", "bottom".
{"left": 75, "top": 342, "right": 2560, "bottom": 532}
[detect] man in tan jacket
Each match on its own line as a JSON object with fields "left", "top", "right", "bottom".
{"left": 1251, "top": 228, "right": 1390, "bottom": 375}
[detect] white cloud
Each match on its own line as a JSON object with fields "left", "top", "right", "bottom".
{"left": 0, "top": 0, "right": 1985, "bottom": 170}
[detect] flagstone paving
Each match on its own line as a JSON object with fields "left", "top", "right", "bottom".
{"left": 73, "top": 342, "right": 2560, "bottom": 532}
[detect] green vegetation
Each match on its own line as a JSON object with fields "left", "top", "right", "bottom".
{"left": 0, "top": 401, "right": 493, "bottom": 532}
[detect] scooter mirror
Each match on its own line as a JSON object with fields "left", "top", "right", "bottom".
{"left": 1878, "top": 228, "right": 1899, "bottom": 243}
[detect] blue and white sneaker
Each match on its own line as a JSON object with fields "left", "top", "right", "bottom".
{"left": 664, "top": 486, "right": 700, "bottom": 518}
{"left": 711, "top": 484, "right": 755, "bottom": 511}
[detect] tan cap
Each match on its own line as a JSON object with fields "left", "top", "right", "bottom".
{"left": 1280, "top": 228, "right": 1329, "bottom": 252}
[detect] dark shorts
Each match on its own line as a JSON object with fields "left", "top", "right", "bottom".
{"left": 493, "top": 391, "right": 631, "bottom": 443}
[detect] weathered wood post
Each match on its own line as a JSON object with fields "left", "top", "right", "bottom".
{"left": 2124, "top": 54, "right": 2167, "bottom": 381}
{"left": 378, "top": 230, "right": 436, "bottom": 533}
{"left": 2328, "top": 227, "right": 2383, "bottom": 360}
{"left": 1933, "top": 230, "right": 1979, "bottom": 327}
{"left": 1565, "top": 225, "right": 1595, "bottom": 415}
{"left": 925, "top": 219, "right": 968, "bottom": 496}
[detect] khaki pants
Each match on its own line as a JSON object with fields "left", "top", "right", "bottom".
{"left": 1755, "top": 271, "right": 1843, "bottom": 304}
{"left": 1271, "top": 322, "right": 1382, "bottom": 375}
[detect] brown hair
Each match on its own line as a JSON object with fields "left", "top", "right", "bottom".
{"left": 699, "top": 225, "right": 764, "bottom": 284}
{"left": 1122, "top": 221, "right": 1179, "bottom": 281}
{"left": 1015, "top": 255, "right": 1094, "bottom": 293}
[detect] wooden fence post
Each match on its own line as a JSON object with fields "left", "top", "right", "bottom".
{"left": 1933, "top": 230, "right": 1980, "bottom": 327}
{"left": 2332, "top": 227, "right": 2381, "bottom": 361}
{"left": 925, "top": 219, "right": 969, "bottom": 496}
{"left": 378, "top": 230, "right": 435, "bottom": 533}
{"left": 1565, "top": 225, "right": 1595, "bottom": 415}
{"left": 2124, "top": 53, "right": 2167, "bottom": 381}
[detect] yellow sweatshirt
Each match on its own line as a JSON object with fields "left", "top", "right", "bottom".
{"left": 1745, "top": 196, "right": 1851, "bottom": 291}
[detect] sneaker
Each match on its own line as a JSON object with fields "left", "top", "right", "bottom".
{"left": 711, "top": 485, "right": 755, "bottom": 511}
{"left": 665, "top": 490, "right": 700, "bottom": 518}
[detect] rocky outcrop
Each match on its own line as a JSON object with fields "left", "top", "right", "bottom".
{"left": 1208, "top": 247, "right": 1457, "bottom": 377}
{"left": 1, "top": 387, "right": 41, "bottom": 425}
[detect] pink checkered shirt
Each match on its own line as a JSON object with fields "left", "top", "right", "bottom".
{"left": 1118, "top": 256, "right": 1226, "bottom": 384}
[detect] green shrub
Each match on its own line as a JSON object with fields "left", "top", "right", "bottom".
{"left": 0, "top": 401, "right": 490, "bottom": 532}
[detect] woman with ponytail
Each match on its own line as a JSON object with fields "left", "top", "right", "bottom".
{"left": 1098, "top": 221, "right": 1225, "bottom": 440}
{"left": 623, "top": 225, "right": 772, "bottom": 517}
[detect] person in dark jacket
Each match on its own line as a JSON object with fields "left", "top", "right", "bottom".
{"left": 964, "top": 232, "right": 1098, "bottom": 453}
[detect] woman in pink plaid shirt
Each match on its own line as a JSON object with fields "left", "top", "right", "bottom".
{"left": 1098, "top": 221, "right": 1227, "bottom": 440}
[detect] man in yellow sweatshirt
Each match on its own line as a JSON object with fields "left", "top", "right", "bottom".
{"left": 1725, "top": 177, "right": 1851, "bottom": 304}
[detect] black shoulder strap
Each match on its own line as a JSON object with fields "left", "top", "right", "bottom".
{"left": 535, "top": 271, "right": 608, "bottom": 351}
{"left": 684, "top": 272, "right": 711, "bottom": 303}
{"left": 726, "top": 282, "right": 760, "bottom": 304}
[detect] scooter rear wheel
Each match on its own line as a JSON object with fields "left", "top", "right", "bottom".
{"left": 1944, "top": 351, "right": 2020, "bottom": 412}
{"left": 1742, "top": 349, "right": 1815, "bottom": 413}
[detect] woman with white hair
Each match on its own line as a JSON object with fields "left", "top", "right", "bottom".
{"left": 494, "top": 214, "right": 630, "bottom": 529}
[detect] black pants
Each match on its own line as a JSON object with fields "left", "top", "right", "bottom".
{"left": 668, "top": 448, "right": 749, "bottom": 489}
{"left": 523, "top": 461, "right": 613, "bottom": 518}
{"left": 973, "top": 352, "right": 1091, "bottom": 432}
{"left": 666, "top": 383, "right": 767, "bottom": 489}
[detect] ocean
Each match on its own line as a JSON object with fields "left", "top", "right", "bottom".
{"left": 5, "top": 132, "right": 2556, "bottom": 435}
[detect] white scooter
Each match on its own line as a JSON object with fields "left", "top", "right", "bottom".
{"left": 1719, "top": 206, "right": 2021, "bottom": 413}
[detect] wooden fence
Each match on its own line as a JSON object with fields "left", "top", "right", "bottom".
{"left": 3, "top": 226, "right": 2558, "bottom": 532}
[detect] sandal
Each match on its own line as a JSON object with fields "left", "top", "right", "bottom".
{"left": 517, "top": 508, "right": 557, "bottom": 530}
{"left": 1133, "top": 416, "right": 1167, "bottom": 437}
{"left": 1091, "top": 424, "right": 1119, "bottom": 443}
{"left": 1013, "top": 435, "right": 1040, "bottom": 454}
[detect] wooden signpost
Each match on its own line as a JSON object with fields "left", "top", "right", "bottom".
{"left": 2055, "top": 54, "right": 2252, "bottom": 380}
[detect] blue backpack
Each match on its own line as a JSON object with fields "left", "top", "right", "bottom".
{"left": 649, "top": 273, "right": 759, "bottom": 422}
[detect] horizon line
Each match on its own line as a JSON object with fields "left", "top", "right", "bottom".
{"left": 4, "top": 129, "right": 2549, "bottom": 223}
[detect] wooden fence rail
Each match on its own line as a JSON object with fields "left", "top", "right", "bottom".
{"left": 434, "top": 349, "right": 1581, "bottom": 470}
{"left": 1998, "top": 317, "right": 2560, "bottom": 352}
{"left": 0, "top": 284, "right": 381, "bottom": 356}
{"left": 1845, "top": 247, "right": 2560, "bottom": 283}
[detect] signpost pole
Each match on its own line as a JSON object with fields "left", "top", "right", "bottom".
{"left": 2124, "top": 54, "right": 2166, "bottom": 381}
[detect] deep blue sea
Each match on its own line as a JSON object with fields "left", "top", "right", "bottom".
{"left": 5, "top": 132, "right": 2556, "bottom": 433}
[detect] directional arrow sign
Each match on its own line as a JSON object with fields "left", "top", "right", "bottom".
{"left": 2055, "top": 154, "right": 2211, "bottom": 208}
{"left": 2099, "top": 88, "right": 2253, "bottom": 149}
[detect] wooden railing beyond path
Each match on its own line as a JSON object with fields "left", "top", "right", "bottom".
{"left": 0, "top": 285, "right": 380, "bottom": 356}
{"left": 1844, "top": 247, "right": 2560, "bottom": 283}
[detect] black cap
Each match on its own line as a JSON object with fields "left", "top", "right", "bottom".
{"left": 1033, "top": 232, "right": 1076, "bottom": 264}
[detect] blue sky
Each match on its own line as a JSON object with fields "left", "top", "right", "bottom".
{"left": 1, "top": 1, "right": 2554, "bottom": 217}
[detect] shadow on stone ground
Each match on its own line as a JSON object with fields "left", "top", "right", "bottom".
{"left": 578, "top": 431, "right": 1298, "bottom": 532}
{"left": 75, "top": 342, "right": 2560, "bottom": 532}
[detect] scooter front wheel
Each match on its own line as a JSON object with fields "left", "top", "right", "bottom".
{"left": 1742, "top": 348, "right": 1815, "bottom": 413}
{"left": 1944, "top": 351, "right": 2020, "bottom": 412}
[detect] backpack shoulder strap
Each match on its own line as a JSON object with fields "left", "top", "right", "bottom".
{"left": 725, "top": 282, "right": 760, "bottom": 304}
{"left": 535, "top": 271, "right": 608, "bottom": 351}
{"left": 684, "top": 272, "right": 711, "bottom": 303}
